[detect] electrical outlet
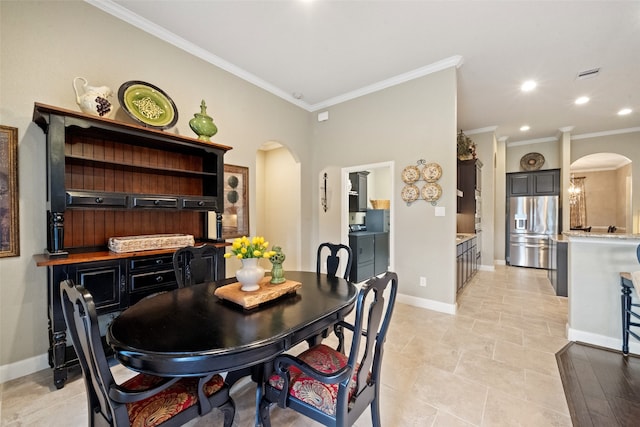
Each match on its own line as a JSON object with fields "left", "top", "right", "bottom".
{"left": 419, "top": 277, "right": 427, "bottom": 287}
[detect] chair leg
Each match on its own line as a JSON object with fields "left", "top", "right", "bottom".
{"left": 370, "top": 388, "right": 382, "bottom": 427}
{"left": 220, "top": 399, "right": 236, "bottom": 427}
{"left": 258, "top": 399, "right": 272, "bottom": 427}
{"left": 622, "top": 283, "right": 632, "bottom": 355}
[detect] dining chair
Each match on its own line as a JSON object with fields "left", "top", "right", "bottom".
{"left": 60, "top": 279, "right": 235, "bottom": 427}
{"left": 620, "top": 244, "right": 640, "bottom": 355}
{"left": 258, "top": 271, "right": 398, "bottom": 427}
{"left": 317, "top": 242, "right": 353, "bottom": 280}
{"left": 173, "top": 244, "right": 219, "bottom": 288}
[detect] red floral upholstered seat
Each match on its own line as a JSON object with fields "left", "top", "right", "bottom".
{"left": 260, "top": 272, "right": 399, "bottom": 427}
{"left": 124, "top": 373, "right": 225, "bottom": 427}
{"left": 60, "top": 279, "right": 235, "bottom": 427}
{"left": 268, "top": 344, "right": 359, "bottom": 416}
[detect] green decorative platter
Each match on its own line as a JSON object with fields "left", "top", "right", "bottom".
{"left": 118, "top": 80, "right": 178, "bottom": 129}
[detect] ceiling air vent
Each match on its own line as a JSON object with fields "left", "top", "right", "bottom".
{"left": 576, "top": 68, "right": 600, "bottom": 80}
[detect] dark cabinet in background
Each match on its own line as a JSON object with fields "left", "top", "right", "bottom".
{"left": 457, "top": 159, "right": 482, "bottom": 233}
{"left": 507, "top": 169, "right": 560, "bottom": 197}
{"left": 349, "top": 171, "right": 369, "bottom": 212}
{"left": 456, "top": 236, "right": 478, "bottom": 293}
{"left": 349, "top": 231, "right": 389, "bottom": 283}
{"left": 548, "top": 238, "right": 568, "bottom": 297}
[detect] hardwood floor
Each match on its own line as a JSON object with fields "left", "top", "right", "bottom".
{"left": 557, "top": 342, "right": 640, "bottom": 427}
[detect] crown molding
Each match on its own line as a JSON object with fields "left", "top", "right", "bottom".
{"left": 307, "top": 55, "right": 464, "bottom": 111}
{"left": 572, "top": 127, "right": 640, "bottom": 140}
{"left": 85, "top": 0, "right": 308, "bottom": 109}
{"left": 464, "top": 126, "right": 498, "bottom": 135}
{"left": 88, "top": 0, "right": 463, "bottom": 113}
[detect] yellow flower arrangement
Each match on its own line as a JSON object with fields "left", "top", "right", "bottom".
{"left": 223, "top": 236, "right": 277, "bottom": 259}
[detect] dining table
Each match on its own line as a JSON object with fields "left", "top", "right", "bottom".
{"left": 106, "top": 270, "right": 357, "bottom": 425}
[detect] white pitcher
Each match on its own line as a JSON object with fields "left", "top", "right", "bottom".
{"left": 73, "top": 77, "right": 114, "bottom": 119}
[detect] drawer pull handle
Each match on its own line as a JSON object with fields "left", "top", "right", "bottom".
{"left": 155, "top": 276, "right": 164, "bottom": 283}
{"left": 95, "top": 197, "right": 103, "bottom": 204}
{"left": 155, "top": 259, "right": 164, "bottom": 264}
{"left": 198, "top": 201, "right": 204, "bottom": 206}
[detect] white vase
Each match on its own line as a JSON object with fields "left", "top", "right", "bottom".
{"left": 236, "top": 258, "right": 265, "bottom": 291}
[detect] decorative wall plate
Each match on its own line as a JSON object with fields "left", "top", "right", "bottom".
{"left": 118, "top": 80, "right": 178, "bottom": 129}
{"left": 421, "top": 182, "right": 442, "bottom": 202}
{"left": 401, "top": 184, "right": 420, "bottom": 203}
{"left": 520, "top": 152, "right": 545, "bottom": 171}
{"left": 401, "top": 165, "right": 420, "bottom": 184}
{"left": 422, "top": 162, "right": 442, "bottom": 182}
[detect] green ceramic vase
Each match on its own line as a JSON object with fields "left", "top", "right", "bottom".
{"left": 189, "top": 100, "right": 218, "bottom": 141}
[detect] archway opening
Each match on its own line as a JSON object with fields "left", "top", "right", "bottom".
{"left": 570, "top": 153, "right": 632, "bottom": 233}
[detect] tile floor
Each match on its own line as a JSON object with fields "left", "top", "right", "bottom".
{"left": 0, "top": 266, "right": 571, "bottom": 426}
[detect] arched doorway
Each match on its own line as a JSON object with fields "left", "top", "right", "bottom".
{"left": 256, "top": 142, "right": 302, "bottom": 270}
{"left": 570, "top": 153, "right": 632, "bottom": 233}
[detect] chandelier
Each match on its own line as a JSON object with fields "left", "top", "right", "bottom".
{"left": 568, "top": 175, "right": 583, "bottom": 205}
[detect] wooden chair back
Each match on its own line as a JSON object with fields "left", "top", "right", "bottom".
{"left": 173, "top": 244, "right": 219, "bottom": 288}
{"left": 316, "top": 242, "right": 353, "bottom": 280}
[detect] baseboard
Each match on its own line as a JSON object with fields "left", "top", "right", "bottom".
{"left": 494, "top": 259, "right": 506, "bottom": 266}
{"left": 567, "top": 327, "right": 640, "bottom": 355}
{"left": 0, "top": 353, "right": 49, "bottom": 384}
{"left": 397, "top": 292, "right": 457, "bottom": 315}
{"left": 479, "top": 264, "right": 496, "bottom": 271}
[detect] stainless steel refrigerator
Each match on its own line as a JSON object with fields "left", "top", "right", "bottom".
{"left": 508, "top": 196, "right": 558, "bottom": 269}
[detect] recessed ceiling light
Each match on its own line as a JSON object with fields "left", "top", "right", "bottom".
{"left": 520, "top": 125, "right": 530, "bottom": 131}
{"left": 292, "top": 92, "right": 304, "bottom": 100}
{"left": 618, "top": 108, "right": 632, "bottom": 116}
{"left": 521, "top": 80, "right": 537, "bottom": 92}
{"left": 575, "top": 96, "right": 590, "bottom": 105}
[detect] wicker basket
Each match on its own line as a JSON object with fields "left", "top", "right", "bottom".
{"left": 108, "top": 234, "right": 195, "bottom": 253}
{"left": 370, "top": 199, "right": 390, "bottom": 209}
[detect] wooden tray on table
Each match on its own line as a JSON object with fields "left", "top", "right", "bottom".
{"left": 214, "top": 277, "right": 302, "bottom": 310}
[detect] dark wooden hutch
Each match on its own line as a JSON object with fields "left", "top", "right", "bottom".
{"left": 32, "top": 103, "right": 232, "bottom": 388}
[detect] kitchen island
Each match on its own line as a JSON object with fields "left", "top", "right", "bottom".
{"left": 564, "top": 231, "right": 640, "bottom": 355}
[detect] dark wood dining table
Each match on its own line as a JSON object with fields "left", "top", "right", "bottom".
{"left": 107, "top": 271, "right": 357, "bottom": 425}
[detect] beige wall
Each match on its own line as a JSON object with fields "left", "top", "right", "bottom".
{"left": 310, "top": 68, "right": 458, "bottom": 305}
{"left": 579, "top": 170, "right": 618, "bottom": 231}
{"left": 506, "top": 140, "right": 561, "bottom": 172}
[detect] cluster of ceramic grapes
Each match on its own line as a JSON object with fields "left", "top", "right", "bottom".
{"left": 94, "top": 96, "right": 111, "bottom": 117}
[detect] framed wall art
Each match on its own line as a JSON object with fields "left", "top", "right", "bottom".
{"left": 222, "top": 164, "right": 249, "bottom": 239}
{"left": 0, "top": 125, "right": 19, "bottom": 257}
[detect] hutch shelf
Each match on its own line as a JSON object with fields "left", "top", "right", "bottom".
{"left": 32, "top": 103, "right": 232, "bottom": 388}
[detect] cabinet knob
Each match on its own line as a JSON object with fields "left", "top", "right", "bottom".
{"left": 155, "top": 259, "right": 164, "bottom": 264}
{"left": 153, "top": 200, "right": 160, "bottom": 206}
{"left": 198, "top": 200, "right": 205, "bottom": 206}
{"left": 155, "top": 275, "right": 164, "bottom": 283}
{"left": 95, "top": 197, "right": 103, "bottom": 204}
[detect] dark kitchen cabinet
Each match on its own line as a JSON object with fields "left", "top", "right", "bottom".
{"left": 32, "top": 103, "right": 231, "bottom": 388}
{"left": 349, "top": 171, "right": 369, "bottom": 212}
{"left": 349, "top": 231, "right": 388, "bottom": 282}
{"left": 548, "top": 238, "right": 568, "bottom": 297}
{"left": 457, "top": 159, "right": 482, "bottom": 233}
{"left": 456, "top": 236, "right": 478, "bottom": 293}
{"left": 507, "top": 169, "right": 560, "bottom": 197}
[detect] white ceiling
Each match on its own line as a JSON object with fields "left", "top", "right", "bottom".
{"left": 92, "top": 0, "right": 639, "bottom": 144}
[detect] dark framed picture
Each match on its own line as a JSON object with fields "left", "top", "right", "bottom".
{"left": 222, "top": 164, "right": 249, "bottom": 239}
{"left": 0, "top": 125, "right": 19, "bottom": 257}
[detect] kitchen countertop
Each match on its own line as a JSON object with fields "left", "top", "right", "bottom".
{"left": 456, "top": 233, "right": 476, "bottom": 244}
{"left": 349, "top": 230, "right": 388, "bottom": 236}
{"left": 563, "top": 231, "right": 640, "bottom": 240}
